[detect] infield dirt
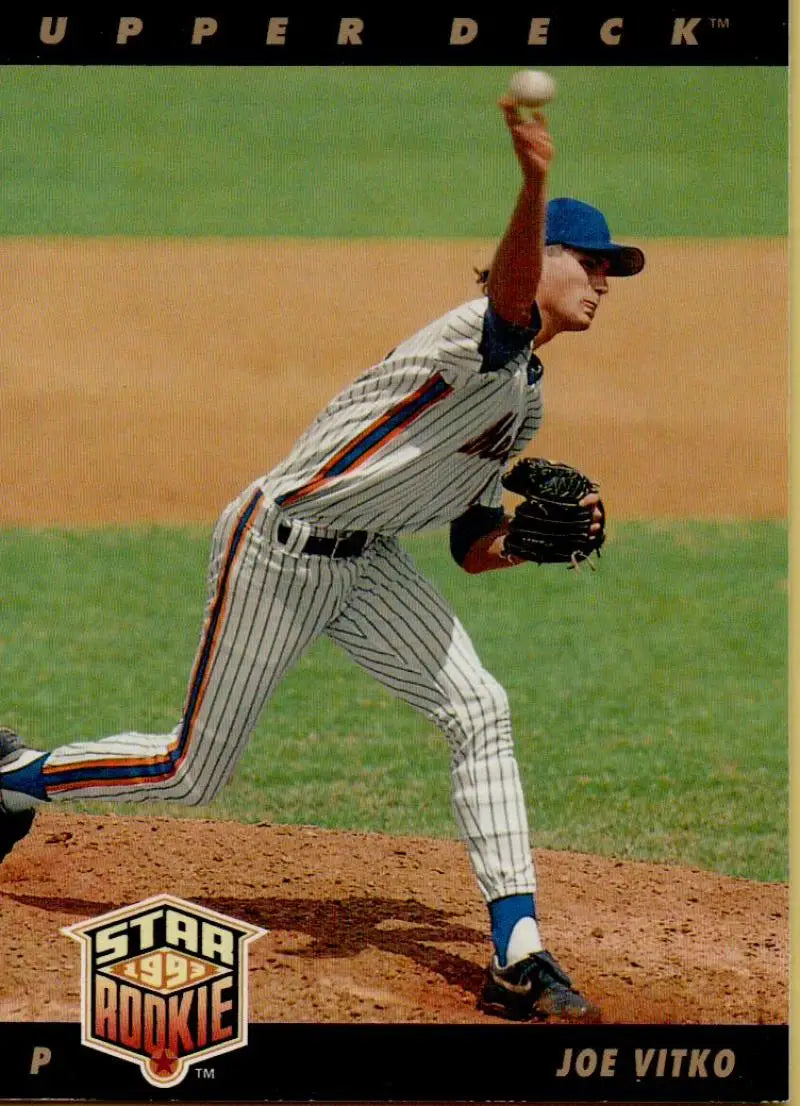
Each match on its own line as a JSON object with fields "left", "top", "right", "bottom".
{"left": 0, "top": 813, "right": 788, "bottom": 1024}
{"left": 2, "top": 237, "right": 787, "bottom": 524}
{"left": 0, "top": 238, "right": 789, "bottom": 1025}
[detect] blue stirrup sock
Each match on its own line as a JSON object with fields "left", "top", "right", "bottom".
{"left": 0, "top": 754, "right": 50, "bottom": 803}
{"left": 489, "top": 893, "right": 543, "bottom": 967}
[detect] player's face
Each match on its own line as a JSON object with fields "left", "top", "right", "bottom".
{"left": 538, "top": 248, "right": 611, "bottom": 331}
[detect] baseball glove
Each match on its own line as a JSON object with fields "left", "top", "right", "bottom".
{"left": 501, "top": 457, "right": 605, "bottom": 567}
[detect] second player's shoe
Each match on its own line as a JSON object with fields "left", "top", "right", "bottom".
{"left": 478, "top": 948, "right": 601, "bottom": 1022}
{"left": 0, "top": 727, "right": 38, "bottom": 863}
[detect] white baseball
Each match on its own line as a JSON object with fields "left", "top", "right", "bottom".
{"left": 506, "top": 70, "right": 556, "bottom": 108}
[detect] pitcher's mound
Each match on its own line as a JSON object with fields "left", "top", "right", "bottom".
{"left": 0, "top": 812, "right": 787, "bottom": 1025}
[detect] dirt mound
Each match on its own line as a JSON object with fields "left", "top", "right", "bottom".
{"left": 0, "top": 812, "right": 787, "bottom": 1025}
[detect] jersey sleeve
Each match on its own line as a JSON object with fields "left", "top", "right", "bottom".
{"left": 449, "top": 503, "right": 505, "bottom": 565}
{"left": 478, "top": 301, "right": 542, "bottom": 373}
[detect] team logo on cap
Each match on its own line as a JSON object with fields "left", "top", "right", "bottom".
{"left": 62, "top": 894, "right": 266, "bottom": 1087}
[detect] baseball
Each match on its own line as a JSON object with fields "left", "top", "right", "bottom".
{"left": 506, "top": 69, "right": 556, "bottom": 108}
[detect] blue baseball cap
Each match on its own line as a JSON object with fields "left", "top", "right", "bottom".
{"left": 545, "top": 198, "right": 645, "bottom": 277}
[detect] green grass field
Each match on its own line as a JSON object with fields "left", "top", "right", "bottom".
{"left": 0, "top": 524, "right": 787, "bottom": 883}
{"left": 0, "top": 64, "right": 788, "bottom": 887}
{"left": 0, "top": 66, "right": 787, "bottom": 236}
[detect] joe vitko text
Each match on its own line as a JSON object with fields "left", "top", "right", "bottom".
{"left": 555, "top": 1044, "right": 737, "bottom": 1081}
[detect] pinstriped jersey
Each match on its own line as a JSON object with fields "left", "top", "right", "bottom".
{"left": 262, "top": 297, "right": 544, "bottom": 533}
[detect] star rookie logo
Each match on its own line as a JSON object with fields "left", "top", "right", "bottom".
{"left": 62, "top": 894, "right": 266, "bottom": 1087}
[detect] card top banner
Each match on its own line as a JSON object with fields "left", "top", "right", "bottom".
{"left": 0, "top": 10, "right": 789, "bottom": 65}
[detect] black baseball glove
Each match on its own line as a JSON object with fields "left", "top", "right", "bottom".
{"left": 501, "top": 458, "right": 605, "bottom": 566}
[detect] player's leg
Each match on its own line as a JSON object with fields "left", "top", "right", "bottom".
{"left": 0, "top": 490, "right": 348, "bottom": 809}
{"left": 326, "top": 537, "right": 536, "bottom": 903}
{"left": 325, "top": 537, "right": 598, "bottom": 1020}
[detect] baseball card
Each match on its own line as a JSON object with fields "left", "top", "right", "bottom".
{"left": 0, "top": 6, "right": 790, "bottom": 1104}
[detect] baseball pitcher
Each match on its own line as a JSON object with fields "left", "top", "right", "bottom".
{"left": 0, "top": 95, "right": 644, "bottom": 1022}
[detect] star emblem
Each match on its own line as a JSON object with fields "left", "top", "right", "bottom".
{"left": 148, "top": 1048, "right": 179, "bottom": 1078}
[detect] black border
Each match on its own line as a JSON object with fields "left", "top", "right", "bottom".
{"left": 0, "top": 8, "right": 789, "bottom": 65}
{"left": 0, "top": 3, "right": 790, "bottom": 1105}
{"left": 3, "top": 1022, "right": 789, "bottom": 1101}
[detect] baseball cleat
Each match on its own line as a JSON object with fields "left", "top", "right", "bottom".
{"left": 0, "top": 725, "right": 46, "bottom": 775}
{"left": 0, "top": 726, "right": 28, "bottom": 768}
{"left": 478, "top": 949, "right": 601, "bottom": 1022}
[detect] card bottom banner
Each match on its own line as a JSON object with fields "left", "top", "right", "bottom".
{"left": 0, "top": 1021, "right": 788, "bottom": 1102}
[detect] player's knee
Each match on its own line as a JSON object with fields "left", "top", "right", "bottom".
{"left": 474, "top": 675, "right": 511, "bottom": 725}
{"left": 165, "top": 760, "right": 220, "bottom": 806}
{"left": 178, "top": 785, "right": 207, "bottom": 807}
{"left": 443, "top": 676, "right": 512, "bottom": 754}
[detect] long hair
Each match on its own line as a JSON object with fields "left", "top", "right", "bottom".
{"left": 474, "top": 267, "right": 490, "bottom": 294}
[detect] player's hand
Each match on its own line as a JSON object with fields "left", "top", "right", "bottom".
{"left": 499, "top": 97, "right": 553, "bottom": 182}
{"left": 461, "top": 524, "right": 524, "bottom": 574}
{"left": 579, "top": 491, "right": 604, "bottom": 536}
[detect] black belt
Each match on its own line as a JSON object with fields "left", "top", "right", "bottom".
{"left": 276, "top": 523, "right": 369, "bottom": 559}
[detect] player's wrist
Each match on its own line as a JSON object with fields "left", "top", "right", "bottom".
{"left": 496, "top": 534, "right": 523, "bottom": 568}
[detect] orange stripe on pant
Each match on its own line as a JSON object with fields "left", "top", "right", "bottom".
{"left": 42, "top": 489, "right": 264, "bottom": 795}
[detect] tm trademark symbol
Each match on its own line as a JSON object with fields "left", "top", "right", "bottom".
{"left": 195, "top": 1067, "right": 216, "bottom": 1080}
{"left": 710, "top": 16, "right": 731, "bottom": 29}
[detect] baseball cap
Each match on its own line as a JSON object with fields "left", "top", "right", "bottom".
{"left": 545, "top": 198, "right": 645, "bottom": 277}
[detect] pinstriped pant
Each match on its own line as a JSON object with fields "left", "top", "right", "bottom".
{"left": 43, "top": 485, "right": 536, "bottom": 903}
